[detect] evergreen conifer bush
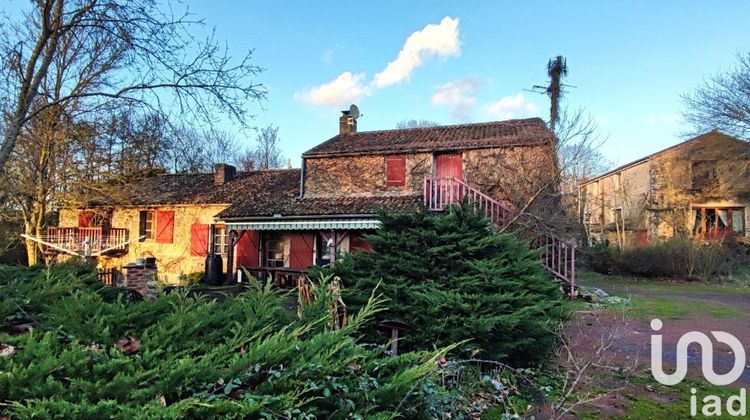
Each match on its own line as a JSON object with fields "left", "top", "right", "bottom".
{"left": 332, "top": 204, "right": 565, "bottom": 364}
{"left": 0, "top": 264, "right": 447, "bottom": 418}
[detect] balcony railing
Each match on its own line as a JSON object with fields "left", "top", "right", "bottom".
{"left": 45, "top": 227, "right": 129, "bottom": 255}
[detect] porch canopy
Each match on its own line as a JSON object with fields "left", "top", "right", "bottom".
{"left": 226, "top": 218, "right": 380, "bottom": 231}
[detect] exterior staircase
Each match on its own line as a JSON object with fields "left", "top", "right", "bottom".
{"left": 424, "top": 177, "right": 577, "bottom": 297}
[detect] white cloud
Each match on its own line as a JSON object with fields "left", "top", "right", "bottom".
{"left": 431, "top": 78, "right": 481, "bottom": 120}
{"left": 293, "top": 72, "right": 369, "bottom": 108}
{"left": 372, "top": 17, "right": 461, "bottom": 88}
{"left": 483, "top": 93, "right": 540, "bottom": 120}
{"left": 645, "top": 113, "right": 683, "bottom": 125}
{"left": 295, "top": 17, "right": 460, "bottom": 108}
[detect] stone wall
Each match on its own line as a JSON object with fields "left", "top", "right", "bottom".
{"left": 581, "top": 132, "right": 750, "bottom": 244}
{"left": 303, "top": 153, "right": 432, "bottom": 197}
{"left": 648, "top": 133, "right": 750, "bottom": 239}
{"left": 303, "top": 144, "right": 558, "bottom": 208}
{"left": 581, "top": 160, "right": 650, "bottom": 231}
{"left": 59, "top": 204, "right": 228, "bottom": 283}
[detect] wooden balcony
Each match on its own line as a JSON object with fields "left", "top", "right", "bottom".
{"left": 45, "top": 227, "right": 130, "bottom": 255}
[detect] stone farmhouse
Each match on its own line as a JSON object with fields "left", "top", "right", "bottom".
{"left": 49, "top": 110, "right": 573, "bottom": 291}
{"left": 579, "top": 130, "right": 750, "bottom": 247}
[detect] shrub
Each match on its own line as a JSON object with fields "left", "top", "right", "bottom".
{"left": 0, "top": 264, "right": 448, "bottom": 418}
{"left": 583, "top": 239, "right": 615, "bottom": 274}
{"left": 586, "top": 236, "right": 733, "bottom": 281}
{"left": 331, "top": 204, "right": 565, "bottom": 365}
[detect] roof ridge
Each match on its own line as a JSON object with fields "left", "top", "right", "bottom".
{"left": 580, "top": 130, "right": 745, "bottom": 185}
{"left": 344, "top": 117, "right": 544, "bottom": 136}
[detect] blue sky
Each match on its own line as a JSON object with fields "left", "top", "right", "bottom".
{"left": 7, "top": 1, "right": 750, "bottom": 169}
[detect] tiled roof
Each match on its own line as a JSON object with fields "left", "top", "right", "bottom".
{"left": 88, "top": 169, "right": 301, "bottom": 207}
{"left": 303, "top": 118, "right": 554, "bottom": 157}
{"left": 217, "top": 194, "right": 423, "bottom": 219}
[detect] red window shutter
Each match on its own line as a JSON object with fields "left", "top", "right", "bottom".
{"left": 236, "top": 231, "right": 260, "bottom": 267}
{"left": 289, "top": 233, "right": 315, "bottom": 269}
{"left": 155, "top": 211, "right": 175, "bottom": 243}
{"left": 190, "top": 223, "right": 209, "bottom": 256}
{"left": 386, "top": 155, "right": 406, "bottom": 187}
{"left": 78, "top": 211, "right": 95, "bottom": 227}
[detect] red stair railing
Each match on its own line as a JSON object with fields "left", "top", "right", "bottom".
{"left": 424, "top": 176, "right": 577, "bottom": 297}
{"left": 424, "top": 177, "right": 511, "bottom": 229}
{"left": 531, "top": 234, "right": 577, "bottom": 298}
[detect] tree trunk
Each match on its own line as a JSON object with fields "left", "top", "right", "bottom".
{"left": 24, "top": 222, "right": 39, "bottom": 267}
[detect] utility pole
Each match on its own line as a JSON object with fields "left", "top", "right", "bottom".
{"left": 526, "top": 55, "right": 570, "bottom": 134}
{"left": 546, "top": 56, "right": 568, "bottom": 133}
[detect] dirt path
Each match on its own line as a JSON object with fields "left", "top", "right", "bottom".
{"left": 578, "top": 278, "right": 750, "bottom": 386}
{"left": 566, "top": 276, "right": 750, "bottom": 417}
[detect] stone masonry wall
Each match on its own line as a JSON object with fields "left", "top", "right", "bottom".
{"left": 303, "top": 144, "right": 558, "bottom": 209}
{"left": 303, "top": 153, "right": 432, "bottom": 197}
{"left": 648, "top": 133, "right": 750, "bottom": 239}
{"left": 60, "top": 204, "right": 228, "bottom": 283}
{"left": 582, "top": 132, "right": 750, "bottom": 243}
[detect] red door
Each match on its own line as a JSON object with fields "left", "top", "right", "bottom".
{"left": 289, "top": 232, "right": 315, "bottom": 269}
{"left": 236, "top": 230, "right": 260, "bottom": 267}
{"left": 434, "top": 153, "right": 463, "bottom": 207}
{"left": 434, "top": 153, "right": 463, "bottom": 180}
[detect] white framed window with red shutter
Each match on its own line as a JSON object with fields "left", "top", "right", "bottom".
{"left": 138, "top": 210, "right": 174, "bottom": 243}
{"left": 385, "top": 155, "right": 406, "bottom": 187}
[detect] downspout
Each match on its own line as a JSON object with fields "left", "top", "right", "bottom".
{"left": 299, "top": 157, "right": 306, "bottom": 199}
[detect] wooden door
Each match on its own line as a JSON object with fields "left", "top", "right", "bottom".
{"left": 434, "top": 153, "right": 463, "bottom": 180}
{"left": 236, "top": 230, "right": 260, "bottom": 268}
{"left": 434, "top": 153, "right": 463, "bottom": 206}
{"left": 289, "top": 232, "right": 315, "bottom": 269}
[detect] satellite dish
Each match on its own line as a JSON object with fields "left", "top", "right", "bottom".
{"left": 349, "top": 104, "right": 360, "bottom": 120}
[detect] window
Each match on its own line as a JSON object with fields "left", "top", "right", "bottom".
{"left": 139, "top": 210, "right": 156, "bottom": 241}
{"left": 265, "top": 233, "right": 285, "bottom": 267}
{"left": 693, "top": 207, "right": 745, "bottom": 239}
{"left": 316, "top": 233, "right": 332, "bottom": 266}
{"left": 386, "top": 155, "right": 406, "bottom": 187}
{"left": 613, "top": 173, "right": 622, "bottom": 192}
{"left": 613, "top": 208, "right": 623, "bottom": 223}
{"left": 691, "top": 160, "right": 718, "bottom": 190}
{"left": 213, "top": 227, "right": 229, "bottom": 255}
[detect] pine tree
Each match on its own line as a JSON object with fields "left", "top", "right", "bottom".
{"left": 334, "top": 203, "right": 565, "bottom": 364}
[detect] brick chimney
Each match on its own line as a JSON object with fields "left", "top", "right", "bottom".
{"left": 214, "top": 163, "right": 236, "bottom": 186}
{"left": 339, "top": 111, "right": 357, "bottom": 135}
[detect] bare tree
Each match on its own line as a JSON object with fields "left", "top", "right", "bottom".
{"left": 395, "top": 119, "right": 439, "bottom": 129}
{"left": 239, "top": 125, "right": 285, "bottom": 170}
{"left": 551, "top": 309, "right": 639, "bottom": 419}
{"left": 556, "top": 107, "right": 612, "bottom": 218}
{"left": 167, "top": 127, "right": 239, "bottom": 173}
{"left": 0, "top": 0, "right": 266, "bottom": 169}
{"left": 682, "top": 51, "right": 750, "bottom": 140}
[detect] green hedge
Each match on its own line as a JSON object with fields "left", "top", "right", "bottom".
{"left": 0, "top": 263, "right": 445, "bottom": 418}
{"left": 331, "top": 204, "right": 566, "bottom": 365}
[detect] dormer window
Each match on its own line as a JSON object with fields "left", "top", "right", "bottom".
{"left": 386, "top": 155, "right": 406, "bottom": 187}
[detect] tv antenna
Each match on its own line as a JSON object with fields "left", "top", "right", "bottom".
{"left": 349, "top": 104, "right": 361, "bottom": 120}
